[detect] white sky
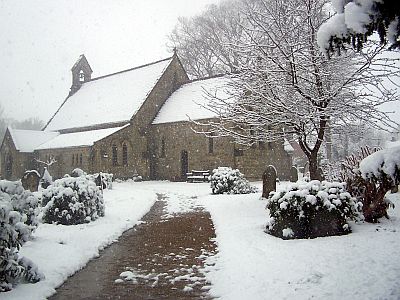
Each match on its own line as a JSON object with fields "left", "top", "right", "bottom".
{"left": 0, "top": 0, "right": 220, "bottom": 122}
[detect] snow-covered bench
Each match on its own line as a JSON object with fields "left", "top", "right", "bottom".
{"left": 186, "top": 170, "right": 210, "bottom": 183}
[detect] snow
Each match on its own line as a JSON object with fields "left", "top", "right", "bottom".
{"left": 283, "top": 138, "right": 294, "bottom": 153}
{"left": 5, "top": 181, "right": 156, "bottom": 300}
{"left": 359, "top": 145, "right": 400, "bottom": 180}
{"left": 36, "top": 125, "right": 128, "bottom": 150}
{"left": 317, "top": 0, "right": 383, "bottom": 51}
{"left": 6, "top": 180, "right": 400, "bottom": 299}
{"left": 152, "top": 76, "right": 234, "bottom": 124}
{"left": 200, "top": 189, "right": 400, "bottom": 300}
{"left": 45, "top": 57, "right": 172, "bottom": 131}
{"left": 8, "top": 127, "right": 59, "bottom": 153}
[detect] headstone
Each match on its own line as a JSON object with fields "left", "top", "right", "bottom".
{"left": 317, "top": 167, "right": 325, "bottom": 181}
{"left": 262, "top": 165, "right": 277, "bottom": 198}
{"left": 21, "top": 170, "right": 41, "bottom": 192}
{"left": 289, "top": 166, "right": 298, "bottom": 182}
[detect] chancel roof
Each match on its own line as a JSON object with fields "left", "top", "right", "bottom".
{"left": 36, "top": 126, "right": 128, "bottom": 150}
{"left": 45, "top": 57, "right": 173, "bottom": 132}
{"left": 8, "top": 128, "right": 60, "bottom": 153}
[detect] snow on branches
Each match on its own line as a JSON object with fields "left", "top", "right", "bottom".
{"left": 318, "top": 0, "right": 400, "bottom": 53}
{"left": 197, "top": 0, "right": 399, "bottom": 179}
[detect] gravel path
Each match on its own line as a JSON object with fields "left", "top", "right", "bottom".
{"left": 49, "top": 193, "right": 217, "bottom": 300}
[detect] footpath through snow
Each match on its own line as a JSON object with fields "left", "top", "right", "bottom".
{"left": 3, "top": 181, "right": 400, "bottom": 300}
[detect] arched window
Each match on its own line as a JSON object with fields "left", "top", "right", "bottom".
{"left": 122, "top": 143, "right": 128, "bottom": 166}
{"left": 112, "top": 144, "right": 118, "bottom": 166}
{"left": 71, "top": 154, "right": 74, "bottom": 166}
{"left": 80, "top": 153, "right": 83, "bottom": 165}
{"left": 208, "top": 134, "right": 214, "bottom": 154}
{"left": 5, "top": 153, "right": 13, "bottom": 179}
{"left": 160, "top": 138, "right": 166, "bottom": 158}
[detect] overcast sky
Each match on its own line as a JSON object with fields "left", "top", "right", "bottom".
{"left": 0, "top": 0, "right": 399, "bottom": 127}
{"left": 0, "top": 0, "right": 220, "bottom": 123}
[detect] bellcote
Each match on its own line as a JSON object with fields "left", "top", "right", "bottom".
{"left": 69, "top": 54, "right": 93, "bottom": 96}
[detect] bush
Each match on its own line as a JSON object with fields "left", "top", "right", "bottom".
{"left": 0, "top": 181, "right": 43, "bottom": 292}
{"left": 340, "top": 146, "right": 397, "bottom": 223}
{"left": 42, "top": 176, "right": 105, "bottom": 225}
{"left": 0, "top": 180, "right": 40, "bottom": 227}
{"left": 210, "top": 167, "right": 258, "bottom": 194}
{"left": 266, "top": 180, "right": 362, "bottom": 239}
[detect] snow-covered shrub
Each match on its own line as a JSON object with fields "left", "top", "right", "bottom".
{"left": 71, "top": 168, "right": 86, "bottom": 177}
{"left": 0, "top": 183, "right": 43, "bottom": 292}
{"left": 41, "top": 167, "right": 52, "bottom": 189}
{"left": 340, "top": 146, "right": 397, "bottom": 222}
{"left": 210, "top": 167, "right": 258, "bottom": 194}
{"left": 266, "top": 180, "right": 362, "bottom": 239}
{"left": 357, "top": 146, "right": 399, "bottom": 222}
{"left": 42, "top": 176, "right": 105, "bottom": 225}
{"left": 0, "top": 180, "right": 40, "bottom": 227}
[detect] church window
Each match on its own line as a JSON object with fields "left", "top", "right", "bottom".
{"left": 208, "top": 135, "right": 214, "bottom": 154}
{"left": 80, "top": 153, "right": 83, "bottom": 165}
{"left": 234, "top": 148, "right": 244, "bottom": 157}
{"left": 72, "top": 154, "right": 74, "bottom": 166}
{"left": 122, "top": 143, "right": 128, "bottom": 166}
{"left": 160, "top": 138, "right": 166, "bottom": 158}
{"left": 112, "top": 144, "right": 118, "bottom": 166}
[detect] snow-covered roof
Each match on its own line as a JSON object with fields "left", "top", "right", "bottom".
{"left": 36, "top": 126, "right": 128, "bottom": 150}
{"left": 45, "top": 57, "right": 173, "bottom": 131}
{"left": 8, "top": 128, "right": 59, "bottom": 153}
{"left": 152, "top": 76, "right": 234, "bottom": 124}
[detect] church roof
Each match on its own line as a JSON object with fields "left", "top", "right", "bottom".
{"left": 36, "top": 125, "right": 128, "bottom": 150}
{"left": 8, "top": 128, "right": 60, "bottom": 153}
{"left": 45, "top": 57, "right": 173, "bottom": 132}
{"left": 152, "top": 76, "right": 234, "bottom": 124}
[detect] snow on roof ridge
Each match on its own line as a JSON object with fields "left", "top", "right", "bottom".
{"left": 90, "top": 56, "right": 173, "bottom": 82}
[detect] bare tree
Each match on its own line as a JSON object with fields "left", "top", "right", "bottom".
{"left": 168, "top": 0, "right": 248, "bottom": 78}
{"left": 200, "top": 0, "right": 399, "bottom": 179}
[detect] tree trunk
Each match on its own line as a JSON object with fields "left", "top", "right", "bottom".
{"left": 308, "top": 152, "right": 319, "bottom": 180}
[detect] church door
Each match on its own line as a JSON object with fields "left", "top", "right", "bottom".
{"left": 180, "top": 150, "right": 188, "bottom": 180}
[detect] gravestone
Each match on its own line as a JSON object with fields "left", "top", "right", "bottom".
{"left": 262, "top": 165, "right": 277, "bottom": 198}
{"left": 21, "top": 170, "right": 41, "bottom": 192}
{"left": 317, "top": 167, "right": 325, "bottom": 181}
{"left": 289, "top": 166, "right": 298, "bottom": 182}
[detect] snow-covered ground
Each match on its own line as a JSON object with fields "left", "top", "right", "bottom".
{"left": 4, "top": 180, "right": 400, "bottom": 299}
{"left": 5, "top": 182, "right": 157, "bottom": 300}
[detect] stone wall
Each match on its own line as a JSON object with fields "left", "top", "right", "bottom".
{"left": 36, "top": 147, "right": 91, "bottom": 179}
{"left": 0, "top": 131, "right": 35, "bottom": 180}
{"left": 150, "top": 122, "right": 235, "bottom": 181}
{"left": 150, "top": 121, "right": 292, "bottom": 181}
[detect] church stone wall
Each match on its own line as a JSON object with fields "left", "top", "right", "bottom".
{"left": 0, "top": 131, "right": 35, "bottom": 180}
{"left": 36, "top": 147, "right": 91, "bottom": 179}
{"left": 150, "top": 121, "right": 292, "bottom": 181}
{"left": 92, "top": 125, "right": 148, "bottom": 179}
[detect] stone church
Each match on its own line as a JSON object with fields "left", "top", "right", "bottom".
{"left": 0, "top": 53, "right": 293, "bottom": 181}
